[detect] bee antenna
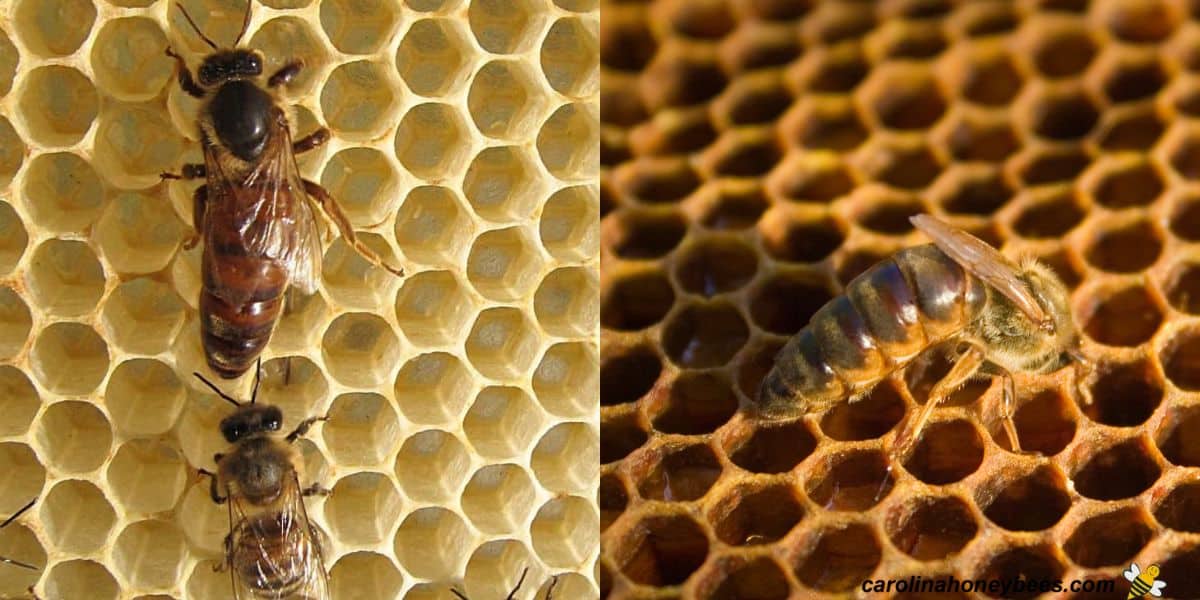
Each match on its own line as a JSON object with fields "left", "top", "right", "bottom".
{"left": 449, "top": 590, "right": 469, "bottom": 600}
{"left": 506, "top": 568, "right": 529, "bottom": 600}
{"left": 544, "top": 575, "right": 559, "bottom": 600}
{"left": 0, "top": 498, "right": 35, "bottom": 530}
{"left": 193, "top": 372, "right": 242, "bottom": 407}
{"left": 176, "top": 3, "right": 218, "bottom": 51}
{"left": 251, "top": 358, "right": 262, "bottom": 405}
{"left": 233, "top": 0, "right": 252, "bottom": 47}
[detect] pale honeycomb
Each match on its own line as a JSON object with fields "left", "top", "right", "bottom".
{"left": 0, "top": 0, "right": 599, "bottom": 598}
{"left": 601, "top": 1, "right": 1200, "bottom": 598}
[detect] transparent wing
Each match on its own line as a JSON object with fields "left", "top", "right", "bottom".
{"left": 226, "top": 476, "right": 329, "bottom": 600}
{"left": 1124, "top": 564, "right": 1139, "bottom": 581}
{"left": 911, "top": 215, "right": 1050, "bottom": 328}
{"left": 1150, "top": 581, "right": 1166, "bottom": 596}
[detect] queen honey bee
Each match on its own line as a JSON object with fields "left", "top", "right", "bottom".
{"left": 754, "top": 215, "right": 1091, "bottom": 454}
{"left": 163, "top": 2, "right": 404, "bottom": 379}
{"left": 451, "top": 568, "right": 558, "bottom": 600}
{"left": 194, "top": 361, "right": 330, "bottom": 600}
{"left": 0, "top": 498, "right": 37, "bottom": 572}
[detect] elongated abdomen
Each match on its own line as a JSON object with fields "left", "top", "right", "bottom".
{"left": 753, "top": 244, "right": 987, "bottom": 418}
{"left": 201, "top": 251, "right": 288, "bottom": 379}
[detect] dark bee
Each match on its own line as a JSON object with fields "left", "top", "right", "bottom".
{"left": 451, "top": 568, "right": 558, "bottom": 600}
{"left": 755, "top": 215, "right": 1091, "bottom": 455}
{"left": 0, "top": 499, "right": 37, "bottom": 572}
{"left": 164, "top": 2, "right": 403, "bottom": 379}
{"left": 195, "top": 361, "right": 330, "bottom": 599}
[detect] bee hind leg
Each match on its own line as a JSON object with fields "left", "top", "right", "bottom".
{"left": 285, "top": 414, "right": 329, "bottom": 443}
{"left": 303, "top": 180, "right": 405, "bottom": 277}
{"left": 999, "top": 370, "right": 1038, "bottom": 455}
{"left": 892, "top": 343, "right": 985, "bottom": 459}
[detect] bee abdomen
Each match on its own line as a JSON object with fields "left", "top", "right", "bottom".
{"left": 201, "top": 290, "right": 283, "bottom": 379}
{"left": 234, "top": 514, "right": 308, "bottom": 598}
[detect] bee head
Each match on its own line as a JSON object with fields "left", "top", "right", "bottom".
{"left": 220, "top": 405, "right": 283, "bottom": 443}
{"left": 197, "top": 50, "right": 263, "bottom": 87}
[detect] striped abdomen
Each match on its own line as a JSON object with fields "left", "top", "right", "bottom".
{"left": 754, "top": 244, "right": 988, "bottom": 419}
{"left": 232, "top": 512, "right": 310, "bottom": 598}
{"left": 201, "top": 249, "right": 288, "bottom": 379}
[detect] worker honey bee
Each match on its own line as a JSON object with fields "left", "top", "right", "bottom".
{"left": 0, "top": 498, "right": 37, "bottom": 572}
{"left": 754, "top": 215, "right": 1091, "bottom": 455}
{"left": 163, "top": 2, "right": 403, "bottom": 379}
{"left": 194, "top": 361, "right": 331, "bottom": 600}
{"left": 451, "top": 568, "right": 558, "bottom": 600}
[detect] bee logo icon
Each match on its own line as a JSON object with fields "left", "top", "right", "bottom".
{"left": 1124, "top": 563, "right": 1166, "bottom": 598}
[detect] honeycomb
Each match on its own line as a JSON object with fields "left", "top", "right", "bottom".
{"left": 0, "top": 0, "right": 599, "bottom": 598}
{"left": 599, "top": 0, "right": 1200, "bottom": 598}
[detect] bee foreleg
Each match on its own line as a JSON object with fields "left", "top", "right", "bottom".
{"left": 285, "top": 414, "right": 329, "bottom": 443}
{"left": 198, "top": 468, "right": 227, "bottom": 504}
{"left": 268, "top": 59, "right": 304, "bottom": 88}
{"left": 303, "top": 180, "right": 405, "bottom": 277}
{"left": 292, "top": 128, "right": 330, "bottom": 155}
{"left": 301, "top": 483, "right": 331, "bottom": 497}
{"left": 893, "top": 343, "right": 985, "bottom": 458}
{"left": 161, "top": 163, "right": 206, "bottom": 180}
{"left": 166, "top": 47, "right": 205, "bottom": 99}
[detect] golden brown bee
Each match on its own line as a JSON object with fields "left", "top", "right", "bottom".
{"left": 164, "top": 3, "right": 403, "bottom": 379}
{"left": 754, "top": 215, "right": 1091, "bottom": 454}
{"left": 0, "top": 498, "right": 37, "bottom": 572}
{"left": 451, "top": 568, "right": 558, "bottom": 600}
{"left": 195, "top": 362, "right": 331, "bottom": 600}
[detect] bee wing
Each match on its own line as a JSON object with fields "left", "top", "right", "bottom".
{"left": 910, "top": 215, "right": 1050, "bottom": 328}
{"left": 1124, "top": 564, "right": 1140, "bottom": 581}
{"left": 1151, "top": 580, "right": 1167, "bottom": 596}
{"left": 225, "top": 476, "right": 329, "bottom": 600}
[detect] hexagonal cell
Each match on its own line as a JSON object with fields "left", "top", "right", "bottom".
{"left": 540, "top": 186, "right": 597, "bottom": 261}
{"left": 18, "top": 66, "right": 98, "bottom": 147}
{"left": 1166, "top": 128, "right": 1200, "bottom": 180}
{"left": 394, "top": 507, "right": 472, "bottom": 580}
{"left": 932, "top": 167, "right": 1012, "bottom": 216}
{"left": 467, "top": 226, "right": 544, "bottom": 301}
{"left": 95, "top": 191, "right": 185, "bottom": 275}
{"left": 321, "top": 233, "right": 404, "bottom": 309}
{"left": 1099, "top": 0, "right": 1181, "bottom": 42}
{"left": 1012, "top": 189, "right": 1085, "bottom": 239}
{"left": 252, "top": 357, "right": 330, "bottom": 430}
{"left": 107, "top": 439, "right": 187, "bottom": 514}
{"left": 979, "top": 465, "right": 1070, "bottom": 531}
{"left": 0, "top": 443, "right": 46, "bottom": 517}
{"left": 248, "top": 16, "right": 331, "bottom": 97}
{"left": 1164, "top": 328, "right": 1200, "bottom": 391}
{"left": 758, "top": 210, "right": 844, "bottom": 263}
{"left": 106, "top": 359, "right": 185, "bottom": 437}
{"left": 606, "top": 208, "right": 688, "bottom": 259}
{"left": 112, "top": 520, "right": 187, "bottom": 590}
{"left": 855, "top": 139, "right": 942, "bottom": 191}
{"left": 807, "top": 449, "right": 894, "bottom": 511}
{"left": 708, "top": 482, "right": 804, "bottom": 547}
{"left": 601, "top": 413, "right": 644, "bottom": 463}
{"left": 463, "top": 386, "right": 543, "bottom": 459}
{"left": 1100, "top": 55, "right": 1167, "bottom": 104}
{"left": 319, "top": 0, "right": 400, "bottom": 54}
{"left": 321, "top": 312, "right": 400, "bottom": 387}
{"left": 748, "top": 272, "right": 832, "bottom": 336}
{"left": 1158, "top": 403, "right": 1200, "bottom": 466}
{"left": 0, "top": 287, "right": 30, "bottom": 361}
{"left": 1083, "top": 359, "right": 1162, "bottom": 427}
{"left": 792, "top": 522, "right": 882, "bottom": 593}
{"left": 461, "top": 463, "right": 536, "bottom": 533}
{"left": 998, "top": 390, "right": 1077, "bottom": 455}
{"left": 820, "top": 380, "right": 905, "bottom": 442}
{"left": 531, "top": 495, "right": 596, "bottom": 566}
{"left": 853, "top": 196, "right": 925, "bottom": 234}
{"left": 329, "top": 552, "right": 404, "bottom": 599}
{"left": 612, "top": 511, "right": 708, "bottom": 586}
{"left": 1154, "top": 480, "right": 1200, "bottom": 532}
{"left": 1024, "top": 20, "right": 1096, "bottom": 78}
{"left": 465, "top": 307, "right": 541, "bottom": 380}
{"left": 781, "top": 96, "right": 868, "bottom": 150}
{"left": 1015, "top": 147, "right": 1093, "bottom": 186}
{"left": 42, "top": 560, "right": 117, "bottom": 600}
{"left": 635, "top": 443, "right": 721, "bottom": 502}
{"left": 600, "top": 472, "right": 627, "bottom": 533}
{"left": 0, "top": 30, "right": 17, "bottom": 97}
{"left": 394, "top": 352, "right": 475, "bottom": 424}
{"left": 859, "top": 65, "right": 946, "bottom": 130}
{"left": 320, "top": 60, "right": 402, "bottom": 141}
{"left": 533, "top": 342, "right": 595, "bottom": 419}
{"left": 662, "top": 301, "right": 749, "bottom": 369}
{"left": 0, "top": 367, "right": 38, "bottom": 438}
{"left": 90, "top": 17, "right": 171, "bottom": 101}
{"left": 1097, "top": 105, "right": 1164, "bottom": 151}
{"left": 972, "top": 544, "right": 1065, "bottom": 600}
{"left": 694, "top": 554, "right": 790, "bottom": 600}
{"left": 1086, "top": 158, "right": 1164, "bottom": 210}
{"left": 394, "top": 270, "right": 475, "bottom": 347}
{"left": 534, "top": 267, "right": 597, "bottom": 338}
{"left": 674, "top": 237, "right": 757, "bottom": 297}
{"left": 725, "top": 419, "right": 817, "bottom": 474}
{"left": 26, "top": 239, "right": 104, "bottom": 318}
{"left": 397, "top": 18, "right": 473, "bottom": 97}
{"left": 1072, "top": 438, "right": 1161, "bottom": 500}
{"left": 1165, "top": 260, "right": 1200, "bottom": 316}
{"left": 1064, "top": 507, "right": 1155, "bottom": 568}
{"left": 322, "top": 392, "right": 399, "bottom": 467}
{"left": 765, "top": 153, "right": 853, "bottom": 205}
{"left": 468, "top": 60, "right": 545, "bottom": 140}
{"left": 538, "top": 102, "right": 599, "bottom": 181}
{"left": 325, "top": 472, "right": 402, "bottom": 546}
{"left": 0, "top": 118, "right": 25, "bottom": 188}
{"left": 1026, "top": 86, "right": 1099, "bottom": 141}
{"left": 318, "top": 147, "right": 400, "bottom": 230}
{"left": 1084, "top": 219, "right": 1162, "bottom": 273}
{"left": 542, "top": 17, "right": 597, "bottom": 97}
{"left": 30, "top": 323, "right": 109, "bottom": 395}
{"left": 395, "top": 102, "right": 471, "bottom": 182}
{"left": 886, "top": 494, "right": 977, "bottom": 561}
{"left": 936, "top": 113, "right": 1019, "bottom": 163}
{"left": 600, "top": 344, "right": 659, "bottom": 407}
{"left": 21, "top": 152, "right": 104, "bottom": 234}
{"left": 469, "top": 0, "right": 543, "bottom": 54}
{"left": 35, "top": 401, "right": 112, "bottom": 474}
{"left": 600, "top": 267, "right": 674, "bottom": 332}
{"left": 41, "top": 479, "right": 114, "bottom": 555}
{"left": 396, "top": 429, "right": 471, "bottom": 503}
{"left": 394, "top": 185, "right": 474, "bottom": 266}
{"left": 15, "top": 0, "right": 96, "bottom": 57}
{"left": 463, "top": 146, "right": 540, "bottom": 222}
{"left": 531, "top": 422, "right": 596, "bottom": 494}
{"left": 100, "top": 279, "right": 187, "bottom": 356}
{"left": 1081, "top": 285, "right": 1162, "bottom": 348}
{"left": 646, "top": 370, "right": 735, "bottom": 435}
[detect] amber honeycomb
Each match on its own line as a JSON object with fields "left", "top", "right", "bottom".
{"left": 0, "top": 0, "right": 599, "bottom": 598}
{"left": 600, "top": 0, "right": 1200, "bottom": 598}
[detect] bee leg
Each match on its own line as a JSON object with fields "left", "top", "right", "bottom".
{"left": 303, "top": 180, "right": 405, "bottom": 277}
{"left": 998, "top": 370, "right": 1036, "bottom": 455}
{"left": 893, "top": 344, "right": 985, "bottom": 458}
{"left": 544, "top": 576, "right": 559, "bottom": 600}
{"left": 161, "top": 163, "right": 206, "bottom": 181}
{"left": 166, "top": 47, "right": 205, "bottom": 99}
{"left": 198, "top": 467, "right": 227, "bottom": 504}
{"left": 506, "top": 567, "right": 529, "bottom": 600}
{"left": 285, "top": 414, "right": 329, "bottom": 443}
{"left": 450, "top": 589, "right": 470, "bottom": 600}
{"left": 301, "top": 483, "right": 331, "bottom": 497}
{"left": 182, "top": 184, "right": 207, "bottom": 250}
{"left": 268, "top": 59, "right": 304, "bottom": 88}
{"left": 212, "top": 534, "right": 232, "bottom": 572}
{"left": 293, "top": 127, "right": 330, "bottom": 155}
